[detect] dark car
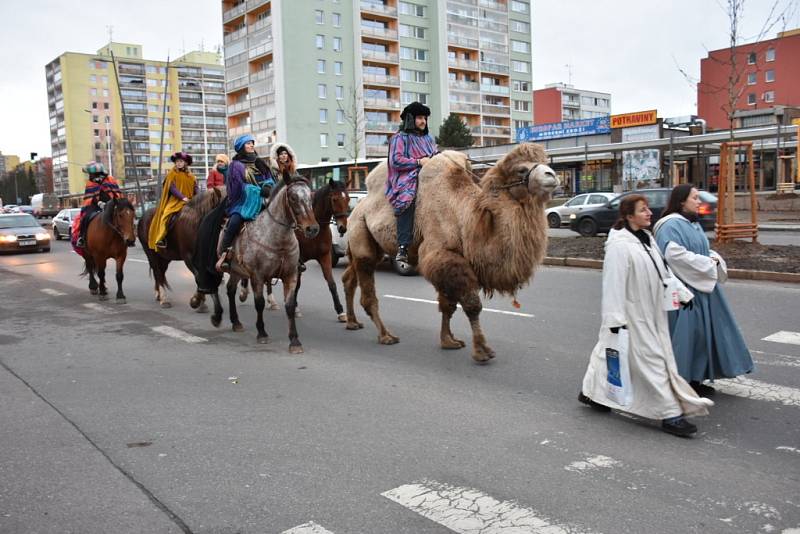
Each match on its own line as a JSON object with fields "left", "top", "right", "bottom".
{"left": 569, "top": 188, "right": 717, "bottom": 237}
{"left": 0, "top": 213, "right": 51, "bottom": 253}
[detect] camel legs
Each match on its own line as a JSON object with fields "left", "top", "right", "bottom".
{"left": 320, "top": 253, "right": 346, "bottom": 322}
{"left": 437, "top": 293, "right": 466, "bottom": 349}
{"left": 354, "top": 257, "right": 398, "bottom": 345}
{"left": 342, "top": 262, "right": 363, "bottom": 330}
{"left": 460, "top": 291, "right": 495, "bottom": 363}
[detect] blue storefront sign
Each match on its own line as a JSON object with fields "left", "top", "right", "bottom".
{"left": 516, "top": 116, "right": 611, "bottom": 142}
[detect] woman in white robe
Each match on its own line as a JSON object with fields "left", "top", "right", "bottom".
{"left": 580, "top": 194, "right": 713, "bottom": 437}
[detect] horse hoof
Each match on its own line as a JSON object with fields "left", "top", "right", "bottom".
{"left": 116, "top": 298, "right": 126, "bottom": 305}
{"left": 337, "top": 313, "right": 347, "bottom": 323}
{"left": 160, "top": 301, "right": 172, "bottom": 309}
{"left": 288, "top": 345, "right": 304, "bottom": 354}
{"left": 257, "top": 336, "right": 269, "bottom": 345}
{"left": 90, "top": 289, "right": 98, "bottom": 295}
{"left": 211, "top": 316, "right": 222, "bottom": 328}
{"left": 189, "top": 295, "right": 202, "bottom": 309}
{"left": 239, "top": 292, "right": 248, "bottom": 303}
{"left": 232, "top": 323, "right": 245, "bottom": 333}
{"left": 196, "top": 303, "right": 209, "bottom": 313}
{"left": 346, "top": 321, "right": 364, "bottom": 331}
{"left": 379, "top": 334, "right": 399, "bottom": 345}
{"left": 98, "top": 294, "right": 109, "bottom": 301}
{"left": 294, "top": 310, "right": 303, "bottom": 318}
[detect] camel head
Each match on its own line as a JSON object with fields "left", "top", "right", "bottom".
{"left": 491, "top": 143, "right": 559, "bottom": 202}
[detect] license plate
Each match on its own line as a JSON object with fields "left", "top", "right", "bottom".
{"left": 19, "top": 239, "right": 36, "bottom": 246}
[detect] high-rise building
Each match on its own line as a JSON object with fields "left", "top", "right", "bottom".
{"left": 532, "top": 83, "right": 611, "bottom": 125}
{"left": 46, "top": 42, "right": 227, "bottom": 197}
{"left": 0, "top": 152, "right": 21, "bottom": 175}
{"left": 221, "top": 0, "right": 533, "bottom": 163}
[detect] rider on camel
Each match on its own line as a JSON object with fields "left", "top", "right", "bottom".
{"left": 75, "top": 161, "right": 122, "bottom": 248}
{"left": 386, "top": 101, "right": 437, "bottom": 264}
{"left": 148, "top": 151, "right": 197, "bottom": 250}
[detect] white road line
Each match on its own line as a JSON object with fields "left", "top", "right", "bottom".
{"left": 776, "top": 446, "right": 800, "bottom": 455}
{"left": 716, "top": 377, "right": 800, "bottom": 407}
{"left": 762, "top": 331, "right": 800, "bottom": 346}
{"left": 565, "top": 455, "right": 621, "bottom": 473}
{"left": 383, "top": 294, "right": 535, "bottom": 318}
{"left": 41, "top": 288, "right": 67, "bottom": 296}
{"left": 151, "top": 325, "right": 207, "bottom": 344}
{"left": 280, "top": 522, "right": 334, "bottom": 534}
{"left": 82, "top": 302, "right": 113, "bottom": 313}
{"left": 128, "top": 258, "right": 149, "bottom": 263}
{"left": 382, "top": 480, "right": 593, "bottom": 534}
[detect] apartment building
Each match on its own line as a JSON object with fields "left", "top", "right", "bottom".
{"left": 46, "top": 43, "right": 227, "bottom": 196}
{"left": 532, "top": 83, "right": 611, "bottom": 125}
{"left": 221, "top": 0, "right": 533, "bottom": 163}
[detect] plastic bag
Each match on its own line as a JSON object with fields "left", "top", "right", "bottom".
{"left": 606, "top": 328, "right": 632, "bottom": 406}
{"left": 239, "top": 184, "right": 263, "bottom": 221}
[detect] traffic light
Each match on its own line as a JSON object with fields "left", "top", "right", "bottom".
{"left": 30, "top": 152, "right": 37, "bottom": 161}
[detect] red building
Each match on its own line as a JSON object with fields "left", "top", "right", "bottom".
{"left": 532, "top": 83, "right": 611, "bottom": 125}
{"left": 698, "top": 28, "right": 800, "bottom": 130}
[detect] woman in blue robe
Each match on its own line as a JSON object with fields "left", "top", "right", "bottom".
{"left": 653, "top": 184, "right": 753, "bottom": 396}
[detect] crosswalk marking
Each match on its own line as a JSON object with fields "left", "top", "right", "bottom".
{"left": 716, "top": 377, "right": 800, "bottom": 407}
{"left": 151, "top": 325, "right": 207, "bottom": 344}
{"left": 41, "top": 288, "right": 66, "bottom": 296}
{"left": 382, "top": 480, "right": 593, "bottom": 533}
{"left": 82, "top": 302, "right": 113, "bottom": 313}
{"left": 762, "top": 331, "right": 800, "bottom": 346}
{"left": 280, "top": 522, "right": 334, "bottom": 534}
{"left": 384, "top": 294, "right": 535, "bottom": 318}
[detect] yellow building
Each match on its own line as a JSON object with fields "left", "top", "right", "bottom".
{"left": 0, "top": 153, "right": 20, "bottom": 175}
{"left": 46, "top": 42, "right": 226, "bottom": 198}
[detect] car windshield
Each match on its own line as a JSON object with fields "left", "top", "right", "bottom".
{"left": 0, "top": 214, "right": 38, "bottom": 228}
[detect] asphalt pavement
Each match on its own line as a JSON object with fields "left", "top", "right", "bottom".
{"left": 1, "top": 237, "right": 799, "bottom": 533}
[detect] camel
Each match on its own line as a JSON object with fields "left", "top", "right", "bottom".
{"left": 342, "top": 143, "right": 559, "bottom": 362}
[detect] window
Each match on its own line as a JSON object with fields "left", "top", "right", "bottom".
{"left": 337, "top": 133, "right": 345, "bottom": 147}
{"left": 764, "top": 90, "right": 775, "bottom": 102}
{"left": 511, "top": 20, "right": 530, "bottom": 33}
{"left": 766, "top": 47, "right": 775, "bottom": 61}
{"left": 103, "top": 102, "right": 109, "bottom": 110}
{"left": 316, "top": 35, "right": 325, "bottom": 49}
{"left": 335, "top": 61, "right": 343, "bottom": 75}
{"left": 320, "top": 133, "right": 328, "bottom": 147}
{"left": 317, "top": 59, "right": 326, "bottom": 74}
{"left": 566, "top": 195, "right": 588, "bottom": 207}
{"left": 765, "top": 69, "right": 775, "bottom": 82}
{"left": 400, "top": 24, "right": 426, "bottom": 39}
{"left": 315, "top": 9, "right": 324, "bottom": 24}
{"left": 747, "top": 52, "right": 756, "bottom": 64}
{"left": 512, "top": 60, "right": 530, "bottom": 73}
{"left": 92, "top": 102, "right": 98, "bottom": 109}
{"left": 402, "top": 91, "right": 428, "bottom": 105}
{"left": 332, "top": 12, "right": 341, "bottom": 27}
{"left": 747, "top": 93, "right": 756, "bottom": 105}
{"left": 92, "top": 115, "right": 99, "bottom": 123}
{"left": 333, "top": 37, "right": 342, "bottom": 51}
{"left": 511, "top": 40, "right": 530, "bottom": 54}
{"left": 747, "top": 72, "right": 756, "bottom": 85}
{"left": 90, "top": 88, "right": 98, "bottom": 96}
{"left": 401, "top": 69, "right": 428, "bottom": 83}
{"left": 589, "top": 194, "right": 611, "bottom": 205}
{"left": 511, "top": 0, "right": 529, "bottom": 13}
{"left": 93, "top": 129, "right": 100, "bottom": 137}
{"left": 513, "top": 80, "right": 530, "bottom": 92}
{"left": 399, "top": 1, "right": 426, "bottom": 16}
{"left": 319, "top": 108, "right": 328, "bottom": 123}
{"left": 90, "top": 74, "right": 97, "bottom": 83}
{"left": 400, "top": 47, "right": 428, "bottom": 61}
{"left": 318, "top": 83, "right": 327, "bottom": 98}
{"left": 513, "top": 100, "right": 530, "bottom": 112}
{"left": 103, "top": 89, "right": 109, "bottom": 97}
{"left": 336, "top": 85, "right": 344, "bottom": 99}
{"left": 336, "top": 109, "right": 345, "bottom": 123}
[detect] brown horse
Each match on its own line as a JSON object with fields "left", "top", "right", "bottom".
{"left": 137, "top": 188, "right": 225, "bottom": 309}
{"left": 82, "top": 197, "right": 136, "bottom": 303}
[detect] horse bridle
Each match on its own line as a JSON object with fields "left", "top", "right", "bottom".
{"left": 266, "top": 179, "right": 310, "bottom": 230}
{"left": 104, "top": 201, "right": 132, "bottom": 241}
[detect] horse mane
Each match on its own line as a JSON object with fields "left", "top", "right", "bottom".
{"left": 179, "top": 188, "right": 225, "bottom": 228}
{"left": 102, "top": 197, "right": 133, "bottom": 226}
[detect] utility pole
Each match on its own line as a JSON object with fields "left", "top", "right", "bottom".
{"left": 156, "top": 56, "right": 171, "bottom": 200}
{"left": 110, "top": 51, "right": 145, "bottom": 210}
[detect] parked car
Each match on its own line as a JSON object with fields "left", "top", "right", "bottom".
{"left": 0, "top": 213, "right": 51, "bottom": 253}
{"left": 568, "top": 188, "right": 718, "bottom": 237}
{"left": 14, "top": 205, "right": 34, "bottom": 215}
{"left": 545, "top": 192, "right": 617, "bottom": 228}
{"left": 1, "top": 204, "right": 18, "bottom": 214}
{"left": 30, "top": 193, "right": 60, "bottom": 218}
{"left": 52, "top": 208, "right": 81, "bottom": 240}
{"left": 134, "top": 200, "right": 157, "bottom": 220}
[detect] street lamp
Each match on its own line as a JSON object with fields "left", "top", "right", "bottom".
{"left": 183, "top": 77, "right": 209, "bottom": 187}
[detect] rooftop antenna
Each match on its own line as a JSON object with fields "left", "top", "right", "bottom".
{"left": 564, "top": 64, "right": 573, "bottom": 85}
{"left": 107, "top": 25, "right": 114, "bottom": 43}
{"left": 200, "top": 38, "right": 205, "bottom": 52}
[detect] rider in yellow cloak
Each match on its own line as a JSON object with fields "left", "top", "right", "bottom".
{"left": 148, "top": 151, "right": 198, "bottom": 249}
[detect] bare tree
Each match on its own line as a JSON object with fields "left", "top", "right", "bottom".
{"left": 337, "top": 86, "right": 366, "bottom": 164}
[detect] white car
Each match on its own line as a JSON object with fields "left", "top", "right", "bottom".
{"left": 331, "top": 190, "right": 368, "bottom": 267}
{"left": 52, "top": 208, "right": 81, "bottom": 240}
{"left": 545, "top": 192, "right": 617, "bottom": 228}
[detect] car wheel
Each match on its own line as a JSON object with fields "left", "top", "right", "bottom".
{"left": 392, "top": 258, "right": 417, "bottom": 276}
{"left": 53, "top": 227, "right": 61, "bottom": 240}
{"left": 547, "top": 213, "right": 561, "bottom": 228}
{"left": 578, "top": 218, "right": 598, "bottom": 237}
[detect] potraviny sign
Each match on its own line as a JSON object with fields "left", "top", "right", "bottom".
{"left": 611, "top": 110, "right": 658, "bottom": 129}
{"left": 516, "top": 116, "right": 611, "bottom": 142}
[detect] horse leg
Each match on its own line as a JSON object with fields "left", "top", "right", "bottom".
{"left": 86, "top": 258, "right": 99, "bottom": 295}
{"left": 239, "top": 278, "right": 249, "bottom": 303}
{"left": 253, "top": 279, "right": 269, "bottom": 344}
{"left": 355, "top": 257, "right": 398, "bottom": 345}
{"left": 266, "top": 280, "right": 280, "bottom": 310}
{"left": 293, "top": 271, "right": 303, "bottom": 318}
{"left": 210, "top": 290, "right": 223, "bottom": 328}
{"left": 342, "top": 262, "right": 363, "bottom": 330}
{"left": 283, "top": 277, "right": 303, "bottom": 354}
{"left": 115, "top": 257, "right": 126, "bottom": 304}
{"left": 97, "top": 258, "right": 109, "bottom": 301}
{"left": 226, "top": 275, "right": 244, "bottom": 332}
{"left": 320, "top": 253, "right": 346, "bottom": 322}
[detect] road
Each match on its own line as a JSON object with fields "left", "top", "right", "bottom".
{"left": 1, "top": 236, "right": 799, "bottom": 533}
{"left": 549, "top": 227, "right": 800, "bottom": 246}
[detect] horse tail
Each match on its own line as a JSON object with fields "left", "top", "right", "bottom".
{"left": 80, "top": 256, "right": 95, "bottom": 278}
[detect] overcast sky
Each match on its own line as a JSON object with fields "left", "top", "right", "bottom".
{"left": 1, "top": 0, "right": 798, "bottom": 159}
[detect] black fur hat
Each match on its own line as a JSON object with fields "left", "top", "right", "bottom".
{"left": 400, "top": 101, "right": 431, "bottom": 134}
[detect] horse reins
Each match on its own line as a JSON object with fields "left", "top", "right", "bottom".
{"left": 265, "top": 180, "right": 309, "bottom": 230}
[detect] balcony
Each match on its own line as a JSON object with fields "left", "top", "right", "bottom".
{"left": 365, "top": 120, "right": 396, "bottom": 133}
{"left": 366, "top": 144, "right": 389, "bottom": 157}
{"left": 360, "top": 1, "right": 397, "bottom": 17}
{"left": 224, "top": 26, "right": 247, "bottom": 45}
{"left": 449, "top": 80, "right": 480, "bottom": 92}
{"left": 360, "top": 26, "right": 398, "bottom": 40}
{"left": 227, "top": 101, "right": 250, "bottom": 115}
{"left": 480, "top": 40, "right": 508, "bottom": 54}
{"left": 479, "top": 0, "right": 507, "bottom": 10}
{"left": 363, "top": 97, "right": 401, "bottom": 110}
{"left": 470, "top": 125, "right": 483, "bottom": 135}
{"left": 246, "top": 0, "right": 269, "bottom": 9}
{"left": 225, "top": 51, "right": 248, "bottom": 68}
{"left": 250, "top": 69, "right": 273, "bottom": 83}
{"left": 480, "top": 62, "right": 509, "bottom": 75}
{"left": 249, "top": 40, "right": 273, "bottom": 60}
{"left": 362, "top": 73, "right": 400, "bottom": 86}
{"left": 562, "top": 99, "right": 580, "bottom": 109}
{"left": 448, "top": 58, "right": 479, "bottom": 70}
{"left": 118, "top": 65, "right": 145, "bottom": 76}
{"left": 229, "top": 125, "right": 251, "bottom": 137}
{"left": 481, "top": 125, "right": 511, "bottom": 137}
{"left": 361, "top": 49, "right": 399, "bottom": 63}
{"left": 450, "top": 101, "right": 481, "bottom": 114}
{"left": 225, "top": 75, "right": 249, "bottom": 93}
{"left": 250, "top": 93, "right": 275, "bottom": 108}
{"left": 481, "top": 103, "right": 510, "bottom": 116}
{"left": 479, "top": 19, "right": 508, "bottom": 33}
{"left": 252, "top": 17, "right": 271, "bottom": 32}
{"left": 480, "top": 84, "right": 510, "bottom": 96}
{"left": 447, "top": 33, "right": 479, "bottom": 49}
{"left": 447, "top": 13, "right": 478, "bottom": 27}
{"left": 223, "top": 2, "right": 247, "bottom": 23}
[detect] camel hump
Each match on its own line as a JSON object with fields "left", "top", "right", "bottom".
{"left": 365, "top": 161, "right": 389, "bottom": 193}
{"left": 419, "top": 150, "right": 473, "bottom": 186}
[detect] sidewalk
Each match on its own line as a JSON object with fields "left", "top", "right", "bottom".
{"left": 737, "top": 209, "right": 800, "bottom": 232}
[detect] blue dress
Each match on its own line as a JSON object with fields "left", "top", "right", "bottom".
{"left": 655, "top": 216, "right": 754, "bottom": 382}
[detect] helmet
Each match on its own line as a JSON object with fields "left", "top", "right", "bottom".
{"left": 82, "top": 161, "right": 107, "bottom": 176}
{"left": 234, "top": 134, "right": 256, "bottom": 153}
{"left": 170, "top": 151, "right": 193, "bottom": 166}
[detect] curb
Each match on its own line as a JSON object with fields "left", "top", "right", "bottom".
{"left": 759, "top": 225, "right": 800, "bottom": 232}
{"left": 543, "top": 256, "right": 800, "bottom": 284}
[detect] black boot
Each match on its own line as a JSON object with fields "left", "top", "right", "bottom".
{"left": 395, "top": 245, "right": 409, "bottom": 264}
{"left": 578, "top": 392, "right": 611, "bottom": 412}
{"left": 661, "top": 416, "right": 697, "bottom": 437}
{"left": 690, "top": 381, "right": 716, "bottom": 397}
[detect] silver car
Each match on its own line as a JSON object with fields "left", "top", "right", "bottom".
{"left": 331, "top": 191, "right": 367, "bottom": 267}
{"left": 545, "top": 192, "right": 617, "bottom": 228}
{"left": 52, "top": 208, "right": 81, "bottom": 240}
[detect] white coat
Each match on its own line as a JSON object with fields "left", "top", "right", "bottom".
{"left": 581, "top": 227, "right": 713, "bottom": 420}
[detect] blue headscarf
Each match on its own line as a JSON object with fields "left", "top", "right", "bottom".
{"left": 234, "top": 134, "right": 256, "bottom": 153}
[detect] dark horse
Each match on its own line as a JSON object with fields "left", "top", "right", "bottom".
{"left": 137, "top": 188, "right": 225, "bottom": 309}
{"left": 205, "top": 176, "right": 319, "bottom": 353}
{"left": 82, "top": 198, "right": 136, "bottom": 303}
